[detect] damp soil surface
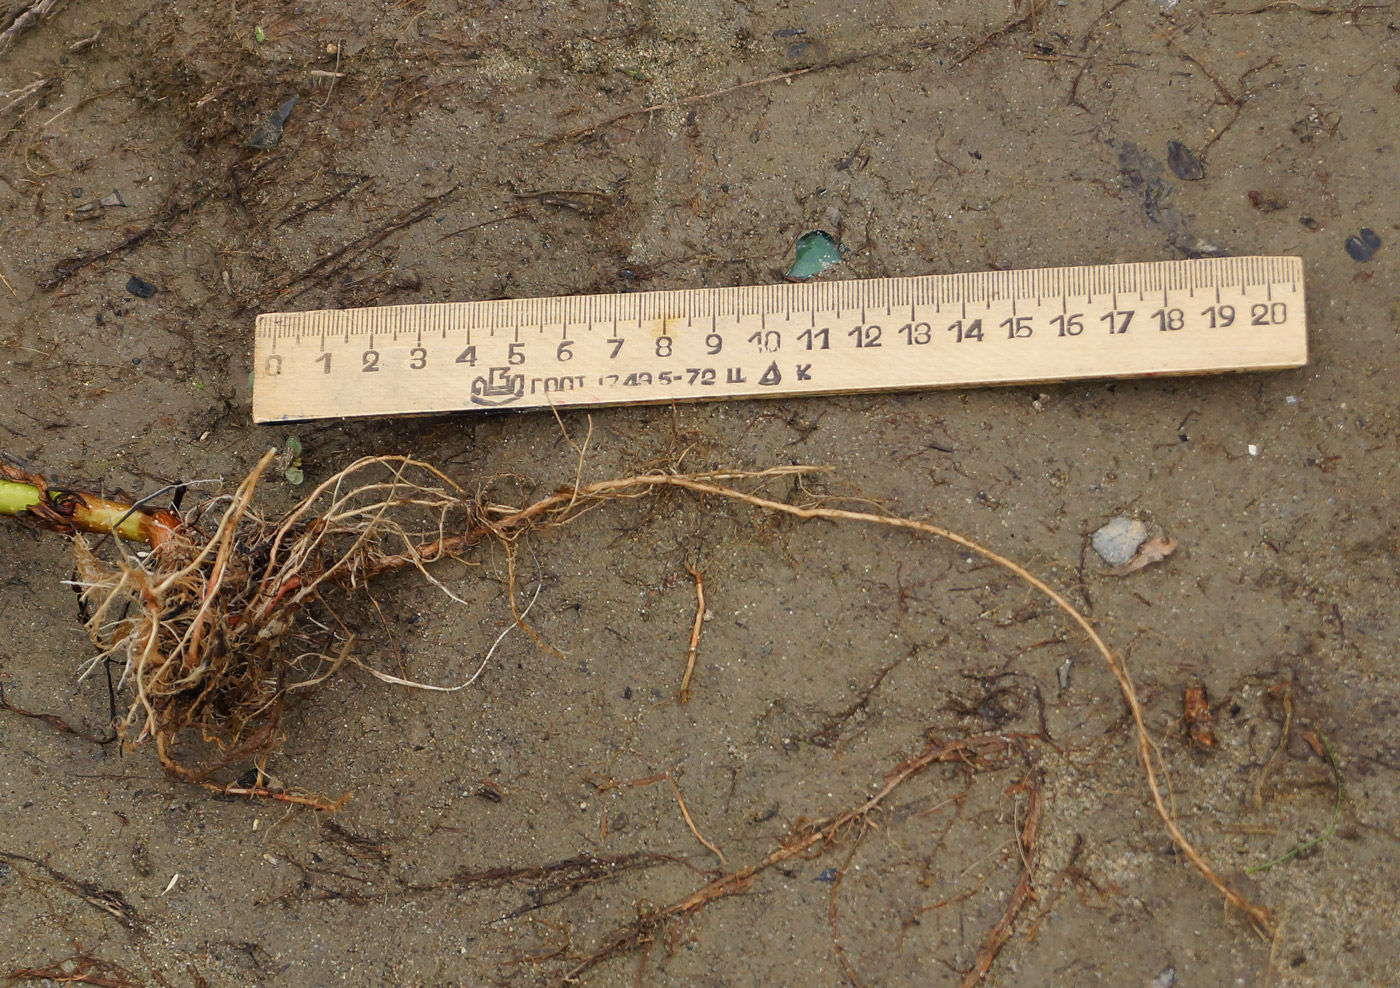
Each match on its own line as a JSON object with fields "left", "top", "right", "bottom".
{"left": 1, "top": 2, "right": 1398, "bottom": 985}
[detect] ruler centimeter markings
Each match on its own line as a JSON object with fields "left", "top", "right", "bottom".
{"left": 252, "top": 256, "right": 1307, "bottom": 424}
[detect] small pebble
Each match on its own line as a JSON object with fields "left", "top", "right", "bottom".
{"left": 815, "top": 867, "right": 839, "bottom": 883}
{"left": 126, "top": 274, "right": 157, "bottom": 298}
{"left": 244, "top": 96, "right": 298, "bottom": 150}
{"left": 1091, "top": 517, "right": 1148, "bottom": 567}
{"left": 1344, "top": 227, "right": 1381, "bottom": 262}
{"left": 1166, "top": 140, "right": 1203, "bottom": 181}
{"left": 72, "top": 187, "right": 83, "bottom": 198}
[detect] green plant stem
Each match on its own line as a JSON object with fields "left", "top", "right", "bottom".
{"left": 1246, "top": 730, "right": 1343, "bottom": 874}
{"left": 0, "top": 477, "right": 168, "bottom": 544}
{"left": 0, "top": 479, "right": 42, "bottom": 517}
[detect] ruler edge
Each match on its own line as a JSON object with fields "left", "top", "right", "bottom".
{"left": 252, "top": 256, "right": 1307, "bottom": 424}
{"left": 253, "top": 256, "right": 1306, "bottom": 336}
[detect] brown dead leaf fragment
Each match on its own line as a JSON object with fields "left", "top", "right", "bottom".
{"left": 1184, "top": 676, "right": 1218, "bottom": 749}
{"left": 6, "top": 952, "right": 142, "bottom": 988}
{"left": 1107, "top": 536, "right": 1178, "bottom": 576}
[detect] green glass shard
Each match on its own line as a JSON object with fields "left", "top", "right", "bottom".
{"left": 786, "top": 230, "right": 841, "bottom": 279}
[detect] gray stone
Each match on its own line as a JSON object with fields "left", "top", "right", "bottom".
{"left": 1091, "top": 517, "right": 1148, "bottom": 566}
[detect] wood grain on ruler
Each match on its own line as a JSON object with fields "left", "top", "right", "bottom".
{"left": 253, "top": 256, "right": 1306, "bottom": 423}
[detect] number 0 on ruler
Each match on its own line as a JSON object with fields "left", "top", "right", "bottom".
{"left": 253, "top": 256, "right": 1306, "bottom": 423}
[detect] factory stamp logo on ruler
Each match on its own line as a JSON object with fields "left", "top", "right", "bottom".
{"left": 253, "top": 256, "right": 1306, "bottom": 423}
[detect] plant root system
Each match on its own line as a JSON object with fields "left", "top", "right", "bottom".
{"left": 0, "top": 453, "right": 1272, "bottom": 933}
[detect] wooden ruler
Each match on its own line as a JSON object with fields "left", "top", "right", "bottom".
{"left": 253, "top": 256, "right": 1306, "bottom": 423}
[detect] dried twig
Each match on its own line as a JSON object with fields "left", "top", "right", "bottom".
{"left": 960, "top": 771, "right": 1043, "bottom": 988}
{"left": 246, "top": 187, "right": 459, "bottom": 309}
{"left": 557, "top": 734, "right": 1019, "bottom": 984}
{"left": 0, "top": 682, "right": 115, "bottom": 745}
{"left": 1, "top": 78, "right": 50, "bottom": 115}
{"left": 678, "top": 564, "right": 705, "bottom": 703}
{"left": 6, "top": 952, "right": 142, "bottom": 988}
{"left": 953, "top": 0, "right": 1051, "bottom": 66}
{"left": 0, "top": 851, "right": 140, "bottom": 930}
{"left": 0, "top": 0, "right": 66, "bottom": 52}
{"left": 564, "top": 67, "right": 821, "bottom": 140}
{"left": 827, "top": 835, "right": 870, "bottom": 988}
{"left": 1253, "top": 684, "right": 1294, "bottom": 808}
{"left": 559, "top": 46, "right": 901, "bottom": 142}
{"left": 1246, "top": 730, "right": 1343, "bottom": 874}
{"left": 584, "top": 474, "right": 1273, "bottom": 932}
{"left": 67, "top": 28, "right": 100, "bottom": 52}
{"left": 669, "top": 772, "right": 726, "bottom": 869}
{"left": 37, "top": 189, "right": 213, "bottom": 291}
{"left": 275, "top": 174, "right": 371, "bottom": 228}
{"left": 1216, "top": 1, "right": 1383, "bottom": 13}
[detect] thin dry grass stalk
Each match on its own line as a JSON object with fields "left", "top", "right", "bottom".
{"left": 558, "top": 733, "right": 1023, "bottom": 983}
{"left": 0, "top": 452, "right": 1271, "bottom": 930}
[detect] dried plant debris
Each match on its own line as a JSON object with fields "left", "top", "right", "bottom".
{"left": 6, "top": 952, "right": 143, "bottom": 988}
{"left": 0, "top": 0, "right": 65, "bottom": 53}
{"left": 1183, "top": 676, "right": 1218, "bottom": 749}
{"left": 1106, "top": 536, "right": 1178, "bottom": 576}
{"left": 0, "top": 850, "right": 142, "bottom": 930}
{"left": 1245, "top": 729, "right": 1344, "bottom": 874}
{"left": 0, "top": 451, "right": 1272, "bottom": 930}
{"left": 556, "top": 735, "right": 1035, "bottom": 985}
{"left": 1247, "top": 189, "right": 1288, "bottom": 211}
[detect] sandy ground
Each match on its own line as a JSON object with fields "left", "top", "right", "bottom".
{"left": 1, "top": 1, "right": 1398, "bottom": 985}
